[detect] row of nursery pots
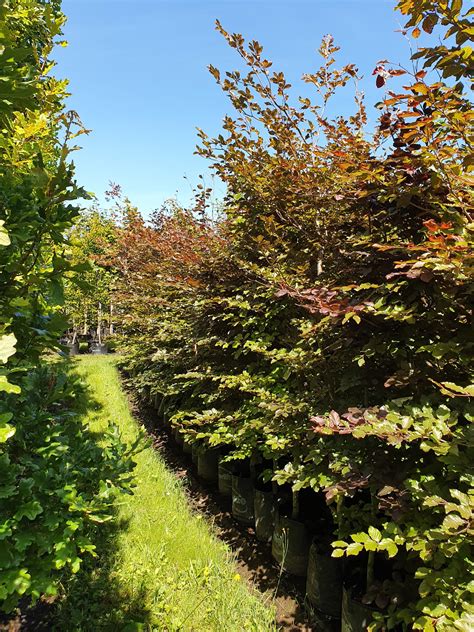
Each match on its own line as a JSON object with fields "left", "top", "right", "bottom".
{"left": 160, "top": 408, "right": 377, "bottom": 632}
{"left": 65, "top": 340, "right": 109, "bottom": 355}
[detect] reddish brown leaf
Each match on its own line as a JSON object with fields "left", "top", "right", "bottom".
{"left": 422, "top": 14, "right": 437, "bottom": 34}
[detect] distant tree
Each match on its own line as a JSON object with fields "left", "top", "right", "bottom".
{"left": 64, "top": 206, "right": 118, "bottom": 343}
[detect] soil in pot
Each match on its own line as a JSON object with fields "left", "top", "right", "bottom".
{"left": 254, "top": 487, "right": 275, "bottom": 543}
{"left": 218, "top": 458, "right": 234, "bottom": 496}
{"left": 231, "top": 474, "right": 255, "bottom": 526}
{"left": 306, "top": 539, "right": 343, "bottom": 620}
{"left": 197, "top": 447, "right": 219, "bottom": 484}
{"left": 272, "top": 513, "right": 311, "bottom": 577}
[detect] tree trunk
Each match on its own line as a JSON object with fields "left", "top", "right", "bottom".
{"left": 291, "top": 489, "right": 300, "bottom": 521}
{"left": 97, "top": 302, "right": 102, "bottom": 345}
{"left": 109, "top": 302, "right": 114, "bottom": 335}
{"left": 83, "top": 307, "right": 88, "bottom": 335}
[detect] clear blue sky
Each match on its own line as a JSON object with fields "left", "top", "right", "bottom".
{"left": 57, "top": 0, "right": 414, "bottom": 216}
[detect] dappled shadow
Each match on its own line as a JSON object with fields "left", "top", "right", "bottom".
{"left": 52, "top": 514, "right": 151, "bottom": 632}
{"left": 126, "top": 386, "right": 312, "bottom": 631}
{"left": 49, "top": 360, "right": 153, "bottom": 631}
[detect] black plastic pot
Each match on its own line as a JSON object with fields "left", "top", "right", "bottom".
{"left": 141, "top": 385, "right": 150, "bottom": 403}
{"left": 272, "top": 514, "right": 311, "bottom": 577}
{"left": 307, "top": 607, "right": 342, "bottom": 632}
{"left": 90, "top": 343, "right": 108, "bottom": 355}
{"left": 162, "top": 413, "right": 171, "bottom": 430}
{"left": 341, "top": 587, "right": 376, "bottom": 631}
{"left": 174, "top": 427, "right": 184, "bottom": 448}
{"left": 218, "top": 458, "right": 233, "bottom": 496}
{"left": 153, "top": 393, "right": 163, "bottom": 411}
{"left": 66, "top": 341, "right": 80, "bottom": 356}
{"left": 197, "top": 448, "right": 219, "bottom": 484}
{"left": 231, "top": 475, "right": 255, "bottom": 526}
{"left": 254, "top": 489, "right": 275, "bottom": 542}
{"left": 306, "top": 541, "right": 343, "bottom": 619}
{"left": 192, "top": 443, "right": 199, "bottom": 465}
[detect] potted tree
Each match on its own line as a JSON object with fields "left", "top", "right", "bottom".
{"left": 272, "top": 486, "right": 312, "bottom": 577}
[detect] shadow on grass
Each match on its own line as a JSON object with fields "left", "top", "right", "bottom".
{"left": 53, "top": 517, "right": 150, "bottom": 632}
{"left": 50, "top": 360, "right": 151, "bottom": 632}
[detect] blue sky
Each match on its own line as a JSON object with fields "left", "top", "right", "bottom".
{"left": 57, "top": 0, "right": 414, "bottom": 216}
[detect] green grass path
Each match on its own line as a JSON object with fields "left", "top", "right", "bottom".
{"left": 56, "top": 355, "right": 275, "bottom": 632}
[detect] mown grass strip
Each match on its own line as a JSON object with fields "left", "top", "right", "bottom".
{"left": 56, "top": 355, "right": 275, "bottom": 631}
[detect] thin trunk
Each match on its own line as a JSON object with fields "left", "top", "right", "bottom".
{"left": 109, "top": 302, "right": 114, "bottom": 335}
{"left": 336, "top": 495, "right": 343, "bottom": 537}
{"left": 367, "top": 551, "right": 375, "bottom": 591}
{"left": 272, "top": 459, "right": 278, "bottom": 495}
{"left": 367, "top": 494, "right": 377, "bottom": 590}
{"left": 249, "top": 452, "right": 260, "bottom": 482}
{"left": 83, "top": 307, "right": 88, "bottom": 335}
{"left": 291, "top": 489, "right": 300, "bottom": 521}
{"left": 97, "top": 302, "right": 102, "bottom": 345}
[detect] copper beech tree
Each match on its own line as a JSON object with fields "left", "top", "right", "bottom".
{"left": 111, "top": 1, "right": 472, "bottom": 629}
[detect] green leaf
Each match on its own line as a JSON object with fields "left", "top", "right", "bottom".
{"left": 368, "top": 526, "right": 382, "bottom": 542}
{"left": 346, "top": 542, "right": 364, "bottom": 555}
{"left": 122, "top": 623, "right": 145, "bottom": 632}
{"left": 365, "top": 540, "right": 378, "bottom": 551}
{"left": 343, "top": 311, "right": 361, "bottom": 325}
{"left": 331, "top": 549, "right": 345, "bottom": 558}
{"left": 438, "top": 382, "right": 474, "bottom": 397}
{"left": 71, "top": 557, "right": 81, "bottom": 573}
{"left": 0, "top": 375, "right": 21, "bottom": 394}
{"left": 0, "top": 219, "right": 10, "bottom": 246}
{"left": 14, "top": 501, "right": 43, "bottom": 521}
{"left": 49, "top": 278, "right": 65, "bottom": 306}
{"left": 442, "top": 513, "right": 465, "bottom": 531}
{"left": 351, "top": 532, "right": 369, "bottom": 543}
{"left": 0, "top": 334, "right": 16, "bottom": 364}
{"left": 422, "top": 604, "right": 446, "bottom": 618}
{"left": 385, "top": 541, "right": 398, "bottom": 557}
{"left": 0, "top": 421, "right": 15, "bottom": 443}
